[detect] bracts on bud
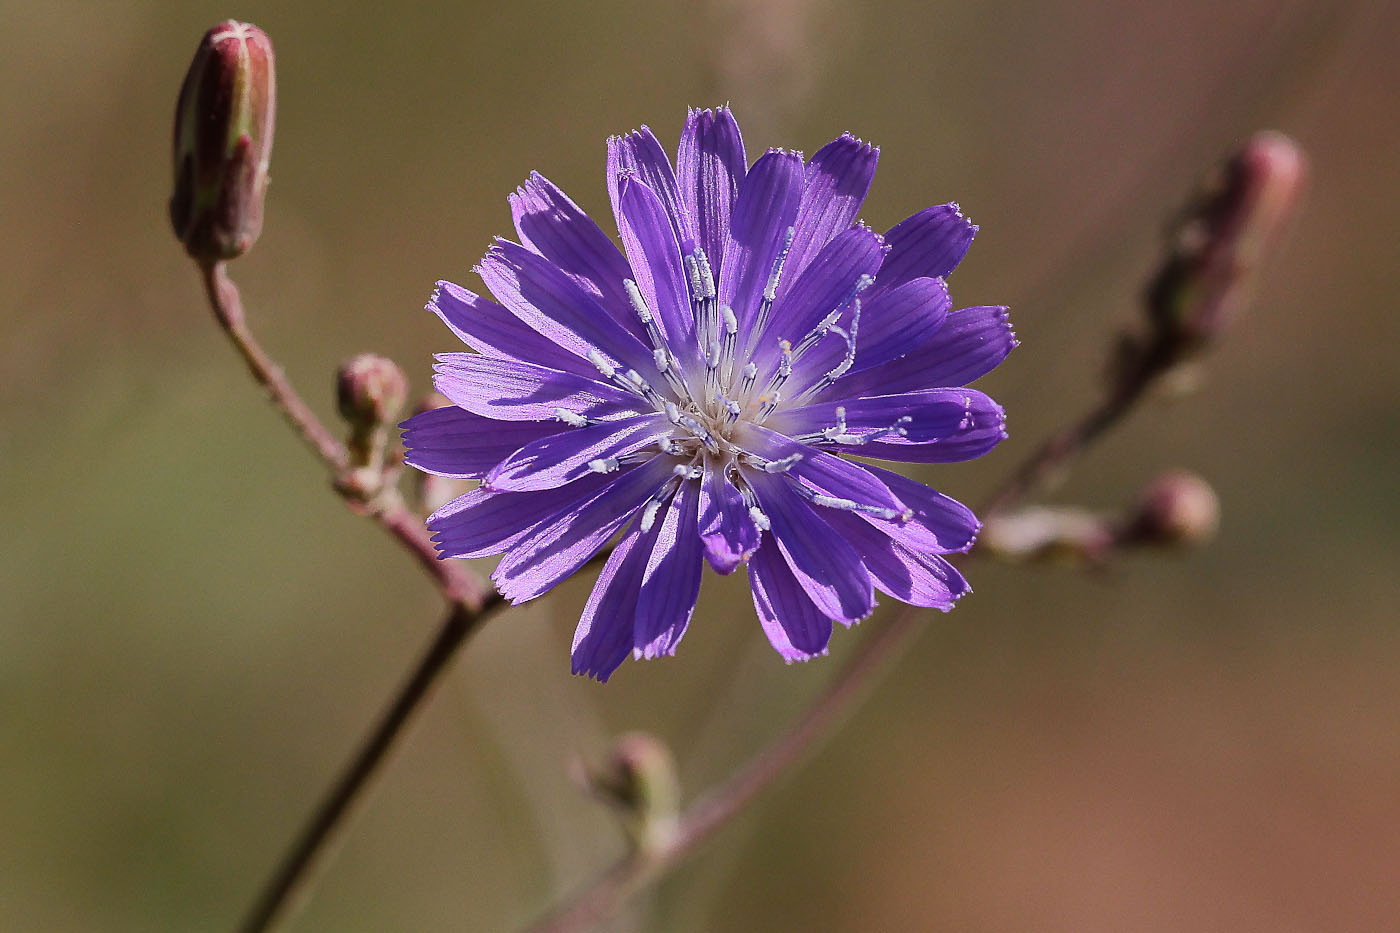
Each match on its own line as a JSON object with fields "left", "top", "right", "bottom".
{"left": 571, "top": 733, "right": 680, "bottom": 854}
{"left": 170, "top": 21, "right": 276, "bottom": 262}
{"left": 1145, "top": 132, "right": 1307, "bottom": 354}
{"left": 336, "top": 355, "right": 408, "bottom": 495}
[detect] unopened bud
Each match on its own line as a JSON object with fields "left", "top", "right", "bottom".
{"left": 170, "top": 21, "right": 276, "bottom": 262}
{"left": 338, "top": 354, "right": 408, "bottom": 426}
{"left": 1122, "top": 470, "right": 1220, "bottom": 547}
{"left": 337, "top": 354, "right": 408, "bottom": 471}
{"left": 574, "top": 733, "right": 679, "bottom": 853}
{"left": 1145, "top": 132, "right": 1306, "bottom": 348}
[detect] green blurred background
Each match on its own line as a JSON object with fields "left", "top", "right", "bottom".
{"left": 3, "top": 0, "right": 1398, "bottom": 929}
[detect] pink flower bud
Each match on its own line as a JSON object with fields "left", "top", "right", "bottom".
{"left": 1146, "top": 132, "right": 1306, "bottom": 346}
{"left": 170, "top": 21, "right": 276, "bottom": 262}
{"left": 1123, "top": 470, "right": 1220, "bottom": 547}
{"left": 337, "top": 354, "right": 408, "bottom": 427}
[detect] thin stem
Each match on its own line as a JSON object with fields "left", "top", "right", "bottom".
{"left": 239, "top": 598, "right": 502, "bottom": 933}
{"left": 198, "top": 260, "right": 348, "bottom": 470}
{"left": 527, "top": 606, "right": 920, "bottom": 933}
{"left": 196, "top": 260, "right": 491, "bottom": 610}
{"left": 197, "top": 258, "right": 505, "bottom": 931}
{"left": 979, "top": 340, "right": 1172, "bottom": 519}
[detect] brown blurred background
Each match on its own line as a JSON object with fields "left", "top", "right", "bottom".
{"left": 3, "top": 0, "right": 1398, "bottom": 929}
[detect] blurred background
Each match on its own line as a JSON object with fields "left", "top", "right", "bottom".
{"left": 3, "top": 0, "right": 1398, "bottom": 929}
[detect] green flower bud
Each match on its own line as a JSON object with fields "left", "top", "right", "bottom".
{"left": 576, "top": 733, "right": 680, "bottom": 853}
{"left": 170, "top": 21, "right": 276, "bottom": 262}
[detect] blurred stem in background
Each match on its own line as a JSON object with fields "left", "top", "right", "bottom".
{"left": 527, "top": 132, "right": 1305, "bottom": 933}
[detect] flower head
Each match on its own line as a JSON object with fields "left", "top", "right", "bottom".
{"left": 403, "top": 107, "right": 1016, "bottom": 680}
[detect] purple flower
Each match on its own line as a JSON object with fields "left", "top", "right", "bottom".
{"left": 403, "top": 107, "right": 1016, "bottom": 681}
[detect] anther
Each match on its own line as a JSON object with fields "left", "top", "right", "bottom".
{"left": 554, "top": 408, "right": 591, "bottom": 428}
{"left": 587, "top": 348, "right": 616, "bottom": 379}
{"left": 624, "top": 279, "right": 653, "bottom": 325}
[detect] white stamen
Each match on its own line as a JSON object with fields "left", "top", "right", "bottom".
{"left": 748, "top": 505, "right": 771, "bottom": 532}
{"left": 722, "top": 304, "right": 738, "bottom": 335}
{"left": 624, "top": 278, "right": 653, "bottom": 324}
{"left": 763, "top": 226, "right": 796, "bottom": 303}
{"left": 809, "top": 494, "right": 899, "bottom": 520}
{"left": 761, "top": 452, "right": 804, "bottom": 473}
{"left": 554, "top": 408, "right": 589, "bottom": 427}
{"left": 653, "top": 348, "right": 669, "bottom": 371}
{"left": 694, "top": 248, "right": 716, "bottom": 299}
{"left": 587, "top": 348, "right": 616, "bottom": 379}
{"left": 587, "top": 457, "right": 620, "bottom": 474}
{"left": 641, "top": 497, "right": 665, "bottom": 531}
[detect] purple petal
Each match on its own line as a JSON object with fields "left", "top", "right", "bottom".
{"left": 430, "top": 280, "right": 598, "bottom": 379}
{"left": 752, "top": 224, "right": 885, "bottom": 377}
{"left": 697, "top": 461, "right": 760, "bottom": 574}
{"left": 718, "top": 148, "right": 805, "bottom": 348}
{"left": 820, "top": 509, "right": 969, "bottom": 610}
{"left": 432, "top": 353, "right": 638, "bottom": 422}
{"left": 570, "top": 516, "right": 661, "bottom": 682}
{"left": 484, "top": 413, "right": 669, "bottom": 492}
{"left": 736, "top": 422, "right": 908, "bottom": 518}
{"left": 676, "top": 106, "right": 747, "bottom": 274}
{"left": 634, "top": 478, "right": 703, "bottom": 659}
{"left": 786, "top": 277, "right": 953, "bottom": 399}
{"left": 781, "top": 133, "right": 880, "bottom": 293}
{"left": 608, "top": 127, "right": 693, "bottom": 252}
{"left": 493, "top": 455, "right": 674, "bottom": 603}
{"left": 858, "top": 464, "right": 981, "bottom": 554}
{"left": 509, "top": 172, "right": 649, "bottom": 344}
{"left": 820, "top": 305, "right": 1017, "bottom": 400}
{"left": 400, "top": 405, "right": 562, "bottom": 479}
{"left": 867, "top": 204, "right": 977, "bottom": 302}
{"left": 428, "top": 471, "right": 620, "bottom": 559}
{"left": 747, "top": 536, "right": 835, "bottom": 660}
{"left": 850, "top": 277, "right": 951, "bottom": 371}
{"left": 615, "top": 175, "right": 702, "bottom": 376}
{"left": 745, "top": 470, "right": 874, "bottom": 622}
{"left": 478, "top": 239, "right": 665, "bottom": 386}
{"left": 770, "top": 388, "right": 1004, "bottom": 445}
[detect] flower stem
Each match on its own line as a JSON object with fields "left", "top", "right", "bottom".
{"left": 978, "top": 337, "right": 1171, "bottom": 519}
{"left": 238, "top": 599, "right": 502, "bottom": 933}
{"left": 526, "top": 605, "right": 920, "bottom": 933}
{"left": 196, "top": 260, "right": 491, "bottom": 609}
{"left": 197, "top": 258, "right": 504, "bottom": 930}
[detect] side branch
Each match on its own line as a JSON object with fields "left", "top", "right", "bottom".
{"left": 196, "top": 260, "right": 491, "bottom": 610}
